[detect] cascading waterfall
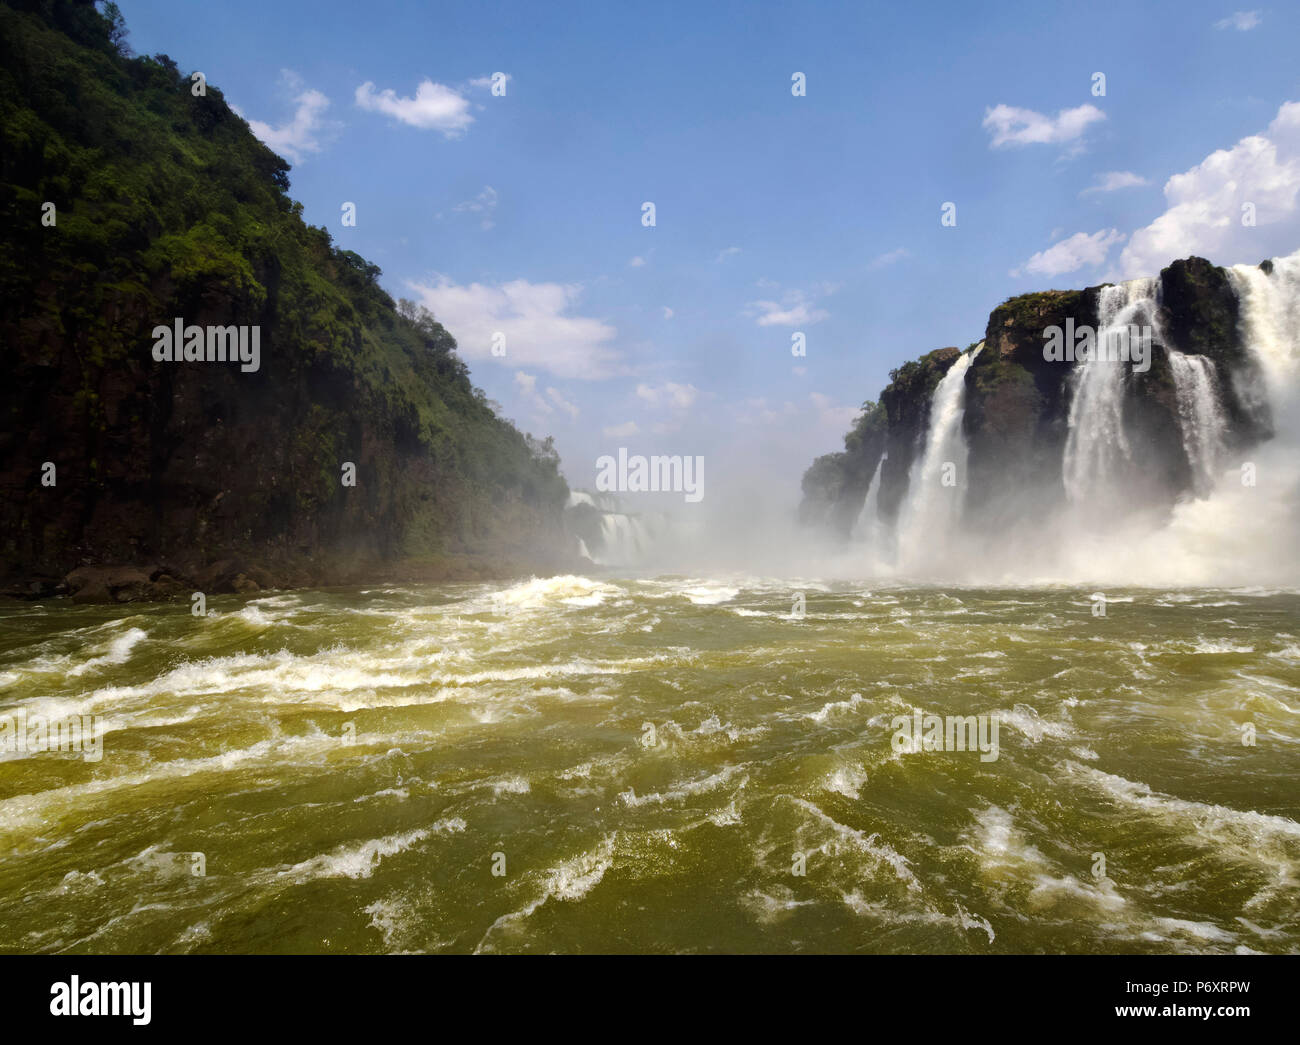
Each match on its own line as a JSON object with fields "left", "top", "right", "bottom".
{"left": 566, "top": 489, "right": 661, "bottom": 567}
{"left": 862, "top": 254, "right": 1300, "bottom": 584}
{"left": 1228, "top": 253, "right": 1300, "bottom": 404}
{"left": 851, "top": 456, "right": 883, "bottom": 542}
{"left": 1167, "top": 349, "right": 1229, "bottom": 498}
{"left": 895, "top": 344, "right": 982, "bottom": 573}
{"left": 1088, "top": 250, "right": 1300, "bottom": 585}
{"left": 1062, "top": 277, "right": 1160, "bottom": 508}
{"left": 595, "top": 512, "right": 650, "bottom": 567}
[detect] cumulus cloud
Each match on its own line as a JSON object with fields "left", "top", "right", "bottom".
{"left": 628, "top": 256, "right": 646, "bottom": 267}
{"left": 746, "top": 288, "right": 830, "bottom": 327}
{"left": 409, "top": 278, "right": 619, "bottom": 378}
{"left": 355, "top": 78, "right": 474, "bottom": 136}
{"left": 602, "top": 421, "right": 639, "bottom": 438}
{"left": 1214, "top": 10, "right": 1261, "bottom": 30}
{"left": 1011, "top": 229, "right": 1125, "bottom": 277}
{"left": 662, "top": 306, "right": 674, "bottom": 319}
{"left": 1119, "top": 100, "right": 1300, "bottom": 276}
{"left": 1081, "top": 171, "right": 1150, "bottom": 195}
{"left": 636, "top": 382, "right": 698, "bottom": 410}
{"left": 715, "top": 246, "right": 742, "bottom": 262}
{"left": 983, "top": 103, "right": 1105, "bottom": 148}
{"left": 238, "top": 70, "right": 336, "bottom": 162}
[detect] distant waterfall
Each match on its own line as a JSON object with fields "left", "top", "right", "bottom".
{"left": 896, "top": 344, "right": 981, "bottom": 572}
{"left": 566, "top": 490, "right": 661, "bottom": 568}
{"left": 596, "top": 512, "right": 651, "bottom": 566}
{"left": 1167, "top": 350, "right": 1228, "bottom": 497}
{"left": 1062, "top": 278, "right": 1159, "bottom": 507}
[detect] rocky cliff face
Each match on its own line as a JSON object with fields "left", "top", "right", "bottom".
{"left": 800, "top": 256, "right": 1270, "bottom": 541}
{"left": 0, "top": 0, "right": 572, "bottom": 600}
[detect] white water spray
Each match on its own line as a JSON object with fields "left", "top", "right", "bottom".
{"left": 1062, "top": 278, "right": 1159, "bottom": 509}
{"left": 1167, "top": 350, "right": 1229, "bottom": 498}
{"left": 1066, "top": 252, "right": 1300, "bottom": 585}
{"left": 896, "top": 344, "right": 982, "bottom": 574}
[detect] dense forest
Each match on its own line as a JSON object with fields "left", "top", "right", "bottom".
{"left": 0, "top": 0, "right": 572, "bottom": 599}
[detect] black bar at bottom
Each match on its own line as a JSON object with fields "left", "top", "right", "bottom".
{"left": 0, "top": 954, "right": 1292, "bottom": 1032}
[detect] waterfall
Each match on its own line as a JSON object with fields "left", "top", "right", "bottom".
{"left": 1097, "top": 251, "right": 1300, "bottom": 585}
{"left": 1228, "top": 254, "right": 1300, "bottom": 408}
{"left": 851, "top": 455, "right": 883, "bottom": 542}
{"left": 565, "top": 489, "right": 662, "bottom": 568}
{"left": 1167, "top": 350, "right": 1228, "bottom": 497}
{"left": 595, "top": 512, "right": 650, "bottom": 567}
{"left": 896, "top": 344, "right": 982, "bottom": 572}
{"left": 1062, "top": 277, "right": 1159, "bottom": 508}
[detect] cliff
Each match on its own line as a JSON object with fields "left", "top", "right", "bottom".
{"left": 0, "top": 0, "right": 573, "bottom": 600}
{"left": 799, "top": 256, "right": 1271, "bottom": 540}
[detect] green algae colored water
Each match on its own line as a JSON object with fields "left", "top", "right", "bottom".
{"left": 0, "top": 575, "right": 1297, "bottom": 954}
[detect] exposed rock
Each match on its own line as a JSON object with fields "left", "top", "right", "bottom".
{"left": 65, "top": 565, "right": 153, "bottom": 604}
{"left": 799, "top": 257, "right": 1272, "bottom": 544}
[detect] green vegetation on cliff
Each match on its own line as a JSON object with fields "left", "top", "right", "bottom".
{"left": 0, "top": 0, "right": 568, "bottom": 591}
{"left": 800, "top": 257, "right": 1267, "bottom": 541}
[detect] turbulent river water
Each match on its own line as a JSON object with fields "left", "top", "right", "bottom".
{"left": 1, "top": 575, "right": 1298, "bottom": 954}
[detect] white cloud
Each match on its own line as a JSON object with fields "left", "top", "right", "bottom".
{"left": 715, "top": 246, "right": 742, "bottom": 262}
{"left": 450, "top": 185, "right": 498, "bottom": 229}
{"left": 602, "top": 421, "right": 640, "bottom": 438}
{"left": 239, "top": 70, "right": 335, "bottom": 163}
{"left": 1081, "top": 171, "right": 1150, "bottom": 195}
{"left": 747, "top": 288, "right": 830, "bottom": 327}
{"left": 513, "top": 373, "right": 578, "bottom": 420}
{"left": 1011, "top": 229, "right": 1125, "bottom": 277}
{"left": 355, "top": 79, "right": 474, "bottom": 136}
{"left": 983, "top": 103, "right": 1105, "bottom": 148}
{"left": 868, "top": 247, "right": 910, "bottom": 269}
{"left": 547, "top": 387, "right": 579, "bottom": 420}
{"left": 809, "top": 392, "right": 861, "bottom": 433}
{"left": 636, "top": 382, "right": 698, "bottom": 410}
{"left": 662, "top": 306, "right": 674, "bottom": 319}
{"left": 734, "top": 397, "right": 800, "bottom": 425}
{"left": 409, "top": 278, "right": 619, "bottom": 378}
{"left": 628, "top": 256, "right": 646, "bottom": 267}
{"left": 1214, "top": 10, "right": 1261, "bottom": 30}
{"left": 1120, "top": 100, "right": 1300, "bottom": 276}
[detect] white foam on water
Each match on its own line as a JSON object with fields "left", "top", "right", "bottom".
{"left": 682, "top": 585, "right": 740, "bottom": 605}
{"left": 741, "top": 885, "right": 817, "bottom": 924}
{"left": 805, "top": 692, "right": 866, "bottom": 723}
{"left": 475, "top": 834, "right": 619, "bottom": 951}
{"left": 280, "top": 819, "right": 464, "bottom": 882}
{"left": 786, "top": 796, "right": 922, "bottom": 892}
{"left": 490, "top": 575, "right": 620, "bottom": 611}
{"left": 821, "top": 764, "right": 869, "bottom": 800}
{"left": 65, "top": 627, "right": 148, "bottom": 678}
{"left": 840, "top": 892, "right": 997, "bottom": 944}
{"left": 485, "top": 775, "right": 531, "bottom": 796}
{"left": 620, "top": 764, "right": 748, "bottom": 807}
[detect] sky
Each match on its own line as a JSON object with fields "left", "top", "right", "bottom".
{"left": 115, "top": 0, "right": 1300, "bottom": 513}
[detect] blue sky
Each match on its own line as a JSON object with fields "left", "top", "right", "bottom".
{"left": 116, "top": 0, "right": 1300, "bottom": 508}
